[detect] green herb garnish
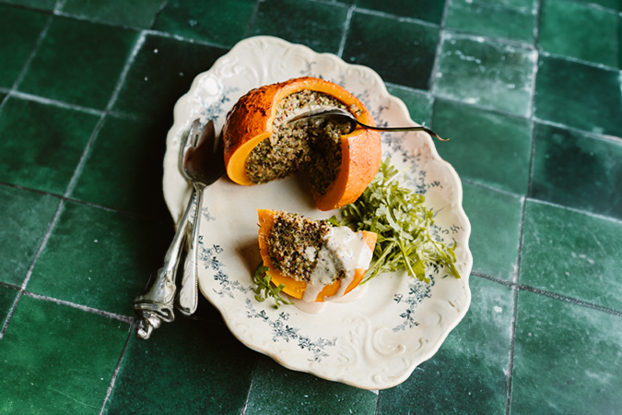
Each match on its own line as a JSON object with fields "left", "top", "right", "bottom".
{"left": 330, "top": 158, "right": 460, "bottom": 284}
{"left": 252, "top": 263, "right": 293, "bottom": 309}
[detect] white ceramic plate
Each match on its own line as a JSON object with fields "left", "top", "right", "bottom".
{"left": 162, "top": 36, "right": 472, "bottom": 390}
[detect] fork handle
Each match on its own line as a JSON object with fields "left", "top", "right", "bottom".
{"left": 133, "top": 188, "right": 194, "bottom": 339}
{"left": 176, "top": 182, "right": 206, "bottom": 315}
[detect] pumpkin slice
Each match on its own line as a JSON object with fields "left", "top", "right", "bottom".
{"left": 257, "top": 209, "right": 377, "bottom": 303}
{"left": 223, "top": 77, "right": 382, "bottom": 211}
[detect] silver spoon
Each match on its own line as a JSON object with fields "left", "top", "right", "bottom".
{"left": 288, "top": 108, "right": 447, "bottom": 141}
{"left": 176, "top": 119, "right": 225, "bottom": 316}
{"left": 133, "top": 119, "right": 225, "bottom": 338}
{"left": 133, "top": 121, "right": 199, "bottom": 339}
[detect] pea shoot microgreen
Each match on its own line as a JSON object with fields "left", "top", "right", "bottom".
{"left": 253, "top": 263, "right": 293, "bottom": 309}
{"left": 330, "top": 157, "right": 460, "bottom": 284}
{"left": 253, "top": 157, "right": 460, "bottom": 307}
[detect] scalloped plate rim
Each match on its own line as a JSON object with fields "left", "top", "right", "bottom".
{"left": 162, "top": 35, "right": 473, "bottom": 390}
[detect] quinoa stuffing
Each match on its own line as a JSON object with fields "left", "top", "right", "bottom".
{"left": 267, "top": 211, "right": 333, "bottom": 283}
{"left": 245, "top": 90, "right": 356, "bottom": 194}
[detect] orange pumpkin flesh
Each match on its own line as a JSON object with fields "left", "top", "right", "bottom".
{"left": 223, "top": 77, "right": 382, "bottom": 211}
{"left": 257, "top": 209, "right": 378, "bottom": 303}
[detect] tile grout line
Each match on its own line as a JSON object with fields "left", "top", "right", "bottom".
{"left": 243, "top": 0, "right": 262, "bottom": 39}
{"left": 336, "top": 4, "right": 355, "bottom": 59}
{"left": 64, "top": 31, "right": 147, "bottom": 196}
{"left": 0, "top": 0, "right": 72, "bottom": 323}
{"left": 22, "top": 291, "right": 134, "bottom": 324}
{"left": 526, "top": 21, "right": 540, "bottom": 119}
{"left": 9, "top": 90, "right": 104, "bottom": 116}
{"left": 239, "top": 358, "right": 262, "bottom": 415}
{"left": 99, "top": 320, "right": 137, "bottom": 415}
{"left": 472, "top": 272, "right": 622, "bottom": 318}
{"left": 460, "top": 178, "right": 523, "bottom": 199}
{"left": 0, "top": 12, "right": 54, "bottom": 113}
{"left": 1, "top": 31, "right": 147, "bottom": 340}
{"left": 0, "top": 181, "right": 170, "bottom": 224}
{"left": 534, "top": 117, "right": 622, "bottom": 144}
{"left": 353, "top": 6, "right": 441, "bottom": 29}
{"left": 517, "top": 284, "right": 622, "bottom": 317}
{"left": 426, "top": 0, "right": 450, "bottom": 139}
{"left": 504, "top": 199, "right": 525, "bottom": 415}
{"left": 443, "top": 27, "right": 538, "bottom": 50}
{"left": 526, "top": 122, "right": 539, "bottom": 199}
{"left": 428, "top": 0, "right": 451, "bottom": 98}
{"left": 0, "top": 199, "right": 64, "bottom": 339}
{"left": 52, "top": 9, "right": 142, "bottom": 33}
{"left": 147, "top": 0, "right": 169, "bottom": 30}
{"left": 0, "top": 281, "right": 21, "bottom": 290}
{"left": 561, "top": 0, "right": 621, "bottom": 14}
{"left": 53, "top": 0, "right": 65, "bottom": 12}
{"left": 525, "top": 197, "right": 622, "bottom": 225}
{"left": 539, "top": 49, "right": 622, "bottom": 73}
{"left": 504, "top": 2, "right": 542, "bottom": 404}
{"left": 142, "top": 28, "right": 229, "bottom": 50}
{"left": 1, "top": 12, "right": 617, "bottom": 143}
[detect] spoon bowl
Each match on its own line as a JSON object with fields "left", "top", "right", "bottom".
{"left": 176, "top": 119, "right": 225, "bottom": 316}
{"left": 288, "top": 108, "right": 447, "bottom": 141}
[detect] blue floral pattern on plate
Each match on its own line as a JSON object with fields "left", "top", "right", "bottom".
{"left": 162, "top": 36, "right": 473, "bottom": 390}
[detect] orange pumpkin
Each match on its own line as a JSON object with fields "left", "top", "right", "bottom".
{"left": 257, "top": 209, "right": 377, "bottom": 302}
{"left": 223, "top": 77, "right": 382, "bottom": 211}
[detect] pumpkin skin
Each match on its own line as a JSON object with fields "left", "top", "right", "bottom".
{"left": 222, "top": 77, "right": 382, "bottom": 211}
{"left": 257, "top": 209, "right": 378, "bottom": 302}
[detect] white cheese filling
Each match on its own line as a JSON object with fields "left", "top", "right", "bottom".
{"left": 301, "top": 226, "right": 373, "bottom": 302}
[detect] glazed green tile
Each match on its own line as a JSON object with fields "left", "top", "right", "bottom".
{"left": 28, "top": 201, "right": 172, "bottom": 316}
{"left": 434, "top": 33, "right": 536, "bottom": 117}
{"left": 104, "top": 318, "right": 257, "bottom": 414}
{"left": 0, "top": 97, "right": 100, "bottom": 194}
{"left": 519, "top": 200, "right": 622, "bottom": 311}
{"left": 343, "top": 12, "right": 439, "bottom": 90}
{"left": 386, "top": 85, "right": 433, "bottom": 127}
{"left": 0, "top": 295, "right": 129, "bottom": 414}
{"left": 60, "top": 0, "right": 163, "bottom": 28}
{"left": 112, "top": 34, "right": 226, "bottom": 122}
{"left": 445, "top": 0, "right": 536, "bottom": 43}
{"left": 378, "top": 277, "right": 513, "bottom": 414}
{"left": 462, "top": 182, "right": 523, "bottom": 281}
{"left": 511, "top": 290, "right": 622, "bottom": 413}
{"left": 0, "top": 5, "right": 48, "bottom": 89}
{"left": 0, "top": 186, "right": 59, "bottom": 286}
{"left": 534, "top": 54, "right": 622, "bottom": 137}
{"left": 70, "top": 115, "right": 170, "bottom": 220}
{"left": 432, "top": 99, "right": 532, "bottom": 195}
{"left": 155, "top": 0, "right": 256, "bottom": 46}
{"left": 580, "top": 0, "right": 618, "bottom": 9}
{"left": 249, "top": 0, "right": 348, "bottom": 54}
{"left": 531, "top": 123, "right": 622, "bottom": 219}
{"left": 356, "top": 0, "right": 446, "bottom": 24}
{"left": 245, "top": 356, "right": 377, "bottom": 414}
{"left": 1, "top": 0, "right": 56, "bottom": 10}
{"left": 538, "top": 0, "right": 617, "bottom": 68}
{"left": 0, "top": 285, "right": 19, "bottom": 328}
{"left": 18, "top": 16, "right": 139, "bottom": 110}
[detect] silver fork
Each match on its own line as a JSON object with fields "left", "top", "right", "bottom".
{"left": 133, "top": 121, "right": 198, "bottom": 339}
{"left": 288, "top": 108, "right": 447, "bottom": 141}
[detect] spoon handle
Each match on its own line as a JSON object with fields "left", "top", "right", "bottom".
{"left": 133, "top": 188, "right": 194, "bottom": 339}
{"left": 177, "top": 183, "right": 205, "bottom": 315}
{"left": 357, "top": 123, "right": 446, "bottom": 140}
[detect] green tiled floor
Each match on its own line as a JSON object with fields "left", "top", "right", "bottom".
{"left": 1, "top": 0, "right": 621, "bottom": 413}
